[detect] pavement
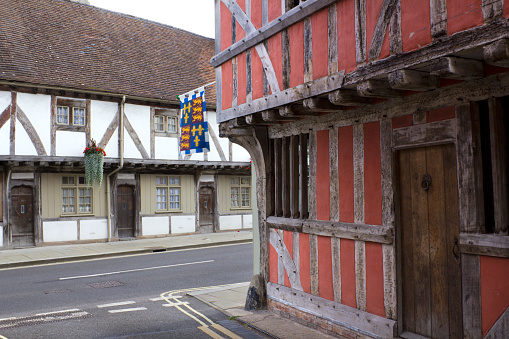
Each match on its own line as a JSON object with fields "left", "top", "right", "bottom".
{"left": 0, "top": 230, "right": 334, "bottom": 339}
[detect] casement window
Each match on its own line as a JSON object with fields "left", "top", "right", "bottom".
{"left": 156, "top": 176, "right": 181, "bottom": 211}
{"left": 231, "top": 176, "right": 251, "bottom": 208}
{"left": 61, "top": 175, "right": 92, "bottom": 215}
{"left": 154, "top": 109, "right": 179, "bottom": 137}
{"left": 55, "top": 98, "right": 87, "bottom": 131}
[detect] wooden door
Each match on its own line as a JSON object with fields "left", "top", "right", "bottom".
{"left": 398, "top": 144, "right": 462, "bottom": 338}
{"left": 117, "top": 185, "right": 135, "bottom": 238}
{"left": 11, "top": 186, "right": 34, "bottom": 247}
{"left": 199, "top": 187, "right": 214, "bottom": 226}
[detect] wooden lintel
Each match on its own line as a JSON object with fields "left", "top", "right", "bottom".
{"left": 357, "top": 79, "right": 402, "bottom": 98}
{"left": 246, "top": 113, "right": 277, "bottom": 125}
{"left": 266, "top": 216, "right": 304, "bottom": 232}
{"left": 430, "top": 57, "right": 484, "bottom": 80}
{"left": 302, "top": 97, "right": 344, "bottom": 112}
{"left": 279, "top": 104, "right": 319, "bottom": 117}
{"left": 328, "top": 89, "right": 372, "bottom": 106}
{"left": 483, "top": 38, "right": 509, "bottom": 67}
{"left": 388, "top": 69, "right": 439, "bottom": 91}
{"left": 392, "top": 119, "right": 456, "bottom": 150}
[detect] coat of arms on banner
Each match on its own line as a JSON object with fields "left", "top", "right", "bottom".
{"left": 179, "top": 88, "right": 210, "bottom": 156}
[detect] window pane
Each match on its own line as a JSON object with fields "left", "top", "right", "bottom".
{"left": 155, "top": 116, "right": 165, "bottom": 132}
{"left": 78, "top": 176, "right": 85, "bottom": 185}
{"left": 157, "top": 188, "right": 167, "bottom": 209}
{"left": 231, "top": 187, "right": 239, "bottom": 207}
{"left": 168, "top": 117, "right": 177, "bottom": 132}
{"left": 68, "top": 176, "right": 75, "bottom": 185}
{"left": 156, "top": 176, "right": 167, "bottom": 185}
{"left": 231, "top": 177, "right": 239, "bottom": 185}
{"left": 73, "top": 108, "right": 85, "bottom": 126}
{"left": 57, "top": 106, "right": 69, "bottom": 124}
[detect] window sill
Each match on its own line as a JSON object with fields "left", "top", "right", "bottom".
{"left": 231, "top": 207, "right": 251, "bottom": 210}
{"left": 60, "top": 213, "right": 94, "bottom": 217}
{"left": 155, "top": 210, "right": 182, "bottom": 214}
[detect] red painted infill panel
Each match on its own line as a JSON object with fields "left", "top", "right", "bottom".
{"left": 400, "top": 0, "right": 431, "bottom": 53}
{"left": 426, "top": 106, "right": 455, "bottom": 123}
{"left": 392, "top": 115, "right": 413, "bottom": 129}
{"left": 222, "top": 60, "right": 233, "bottom": 110}
{"left": 316, "top": 130, "right": 330, "bottom": 221}
{"left": 300, "top": 233, "right": 311, "bottom": 294}
{"left": 268, "top": 0, "right": 281, "bottom": 23}
{"left": 447, "top": 0, "right": 483, "bottom": 36}
{"left": 268, "top": 33, "right": 283, "bottom": 94}
{"left": 237, "top": 52, "right": 247, "bottom": 105}
{"left": 365, "top": 242, "right": 385, "bottom": 317}
{"left": 481, "top": 256, "right": 509, "bottom": 336}
{"left": 338, "top": 0, "right": 357, "bottom": 74}
{"left": 366, "top": 0, "right": 390, "bottom": 61}
{"left": 283, "top": 230, "right": 293, "bottom": 288}
{"left": 505, "top": 0, "right": 509, "bottom": 18}
{"left": 311, "top": 8, "right": 329, "bottom": 80}
{"left": 318, "top": 236, "right": 334, "bottom": 301}
{"left": 364, "top": 121, "right": 382, "bottom": 226}
{"left": 236, "top": 0, "right": 246, "bottom": 41}
{"left": 221, "top": 2, "right": 232, "bottom": 52}
{"left": 289, "top": 21, "right": 304, "bottom": 88}
{"left": 269, "top": 240, "right": 278, "bottom": 283}
{"left": 340, "top": 238, "right": 357, "bottom": 308}
{"left": 251, "top": 47, "right": 264, "bottom": 100}
{"left": 251, "top": 0, "right": 263, "bottom": 29}
{"left": 338, "top": 126, "right": 354, "bottom": 223}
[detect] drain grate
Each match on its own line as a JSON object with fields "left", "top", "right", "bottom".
{"left": 87, "top": 280, "right": 124, "bottom": 289}
{"left": 45, "top": 289, "right": 72, "bottom": 294}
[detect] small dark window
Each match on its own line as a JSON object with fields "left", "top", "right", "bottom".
{"left": 55, "top": 98, "right": 87, "bottom": 132}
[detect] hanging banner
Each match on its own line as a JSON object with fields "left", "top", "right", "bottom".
{"left": 179, "top": 87, "right": 210, "bottom": 156}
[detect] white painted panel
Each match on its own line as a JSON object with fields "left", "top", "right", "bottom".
{"left": 0, "top": 120, "right": 10, "bottom": 155}
{"left": 187, "top": 152, "right": 204, "bottom": 161}
{"left": 117, "top": 173, "right": 135, "bottom": 180}
{"left": 232, "top": 143, "right": 251, "bottom": 162}
{"left": 11, "top": 173, "right": 34, "bottom": 180}
{"left": 91, "top": 100, "right": 118, "bottom": 146}
{"left": 243, "top": 214, "right": 253, "bottom": 229}
{"left": 142, "top": 216, "right": 169, "bottom": 236}
{"left": 123, "top": 127, "right": 142, "bottom": 159}
{"left": 17, "top": 93, "right": 51, "bottom": 153}
{"left": 56, "top": 131, "right": 86, "bottom": 156}
{"left": 125, "top": 104, "right": 150, "bottom": 158}
{"left": 80, "top": 219, "right": 108, "bottom": 240}
{"left": 206, "top": 111, "right": 224, "bottom": 162}
{"left": 43, "top": 220, "right": 78, "bottom": 242}
{"left": 171, "top": 215, "right": 196, "bottom": 234}
{"left": 15, "top": 120, "right": 37, "bottom": 155}
{"left": 219, "top": 215, "right": 242, "bottom": 230}
{"left": 155, "top": 137, "right": 179, "bottom": 160}
{"left": 104, "top": 129, "right": 118, "bottom": 158}
{"left": 0, "top": 225, "right": 3, "bottom": 247}
{"left": 0, "top": 91, "right": 11, "bottom": 113}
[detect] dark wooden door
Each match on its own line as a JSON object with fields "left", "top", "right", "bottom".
{"left": 117, "top": 185, "right": 135, "bottom": 238}
{"left": 11, "top": 186, "right": 34, "bottom": 247}
{"left": 398, "top": 144, "right": 462, "bottom": 338}
{"left": 199, "top": 187, "right": 214, "bottom": 226}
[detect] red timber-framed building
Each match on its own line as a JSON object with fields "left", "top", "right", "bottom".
{"left": 213, "top": 0, "right": 509, "bottom": 338}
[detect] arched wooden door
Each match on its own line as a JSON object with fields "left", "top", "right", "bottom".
{"left": 10, "top": 186, "right": 35, "bottom": 247}
{"left": 117, "top": 185, "right": 135, "bottom": 238}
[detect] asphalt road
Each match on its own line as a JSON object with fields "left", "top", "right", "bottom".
{"left": 0, "top": 243, "right": 257, "bottom": 338}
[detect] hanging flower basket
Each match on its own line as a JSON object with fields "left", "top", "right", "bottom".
{"left": 83, "top": 139, "right": 106, "bottom": 187}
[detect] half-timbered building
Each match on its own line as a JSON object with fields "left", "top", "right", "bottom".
{"left": 214, "top": 0, "right": 509, "bottom": 338}
{"left": 0, "top": 0, "right": 252, "bottom": 248}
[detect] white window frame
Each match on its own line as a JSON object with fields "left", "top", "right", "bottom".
{"left": 231, "top": 176, "right": 251, "bottom": 209}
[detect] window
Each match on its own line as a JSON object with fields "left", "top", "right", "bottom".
{"left": 156, "top": 176, "right": 181, "bottom": 211}
{"left": 61, "top": 175, "right": 92, "bottom": 215}
{"left": 231, "top": 176, "right": 251, "bottom": 208}
{"left": 154, "top": 109, "right": 179, "bottom": 137}
{"left": 73, "top": 107, "right": 85, "bottom": 126}
{"left": 57, "top": 106, "right": 69, "bottom": 125}
{"left": 55, "top": 98, "right": 87, "bottom": 131}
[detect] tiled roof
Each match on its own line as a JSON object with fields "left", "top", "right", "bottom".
{"left": 0, "top": 0, "right": 216, "bottom": 105}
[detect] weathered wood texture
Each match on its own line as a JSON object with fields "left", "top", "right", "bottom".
{"left": 208, "top": 122, "right": 227, "bottom": 161}
{"left": 354, "top": 0, "right": 366, "bottom": 64}
{"left": 267, "top": 282, "right": 397, "bottom": 338}
{"left": 329, "top": 128, "right": 339, "bottom": 221}
{"left": 368, "top": 0, "right": 397, "bottom": 61}
{"left": 392, "top": 119, "right": 456, "bottom": 150}
{"left": 389, "top": 0, "right": 402, "bottom": 54}
{"left": 355, "top": 240, "right": 366, "bottom": 311}
{"left": 485, "top": 307, "right": 509, "bottom": 339}
{"left": 10, "top": 92, "right": 16, "bottom": 155}
{"left": 462, "top": 254, "right": 483, "bottom": 339}
{"left": 299, "top": 134, "right": 309, "bottom": 219}
{"left": 482, "top": 0, "right": 504, "bottom": 22}
{"left": 460, "top": 233, "right": 509, "bottom": 258}
{"left": 16, "top": 106, "right": 47, "bottom": 156}
{"left": 309, "top": 234, "right": 319, "bottom": 296}
{"left": 269, "top": 229, "right": 303, "bottom": 290}
{"left": 328, "top": 3, "right": 338, "bottom": 74}
{"left": 430, "top": 0, "right": 447, "bottom": 38}
{"left": 430, "top": 57, "right": 484, "bottom": 80}
{"left": 123, "top": 114, "right": 149, "bottom": 159}
{"left": 353, "top": 124, "right": 364, "bottom": 224}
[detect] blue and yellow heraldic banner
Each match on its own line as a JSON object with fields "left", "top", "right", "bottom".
{"left": 179, "top": 87, "right": 210, "bottom": 156}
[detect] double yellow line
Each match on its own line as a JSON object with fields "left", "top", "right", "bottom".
{"left": 160, "top": 284, "right": 243, "bottom": 339}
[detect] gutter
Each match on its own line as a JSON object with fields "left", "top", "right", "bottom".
{"left": 106, "top": 95, "right": 126, "bottom": 242}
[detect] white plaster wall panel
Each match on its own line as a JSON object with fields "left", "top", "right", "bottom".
{"left": 43, "top": 220, "right": 78, "bottom": 242}
{"left": 0, "top": 122, "right": 10, "bottom": 155}
{"left": 56, "top": 131, "right": 86, "bottom": 156}
{"left": 187, "top": 152, "right": 204, "bottom": 161}
{"left": 104, "top": 129, "right": 119, "bottom": 158}
{"left": 17, "top": 93, "right": 51, "bottom": 153}
{"left": 91, "top": 100, "right": 118, "bottom": 148}
{"left": 142, "top": 216, "right": 169, "bottom": 236}
{"left": 123, "top": 127, "right": 142, "bottom": 159}
{"left": 15, "top": 120, "right": 37, "bottom": 155}
{"left": 232, "top": 143, "right": 251, "bottom": 162}
{"left": 0, "top": 225, "right": 3, "bottom": 247}
{"left": 125, "top": 104, "right": 150, "bottom": 158}
{"left": 155, "top": 136, "right": 179, "bottom": 160}
{"left": 219, "top": 215, "right": 242, "bottom": 230}
{"left": 80, "top": 219, "right": 108, "bottom": 240}
{"left": 0, "top": 91, "right": 11, "bottom": 113}
{"left": 207, "top": 111, "right": 227, "bottom": 162}
{"left": 243, "top": 214, "right": 253, "bottom": 229}
{"left": 171, "top": 215, "right": 196, "bottom": 234}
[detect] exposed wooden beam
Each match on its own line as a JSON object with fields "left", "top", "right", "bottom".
{"left": 302, "top": 97, "right": 344, "bottom": 112}
{"left": 280, "top": 104, "right": 320, "bottom": 117}
{"left": 328, "top": 89, "right": 372, "bottom": 106}
{"left": 246, "top": 113, "right": 277, "bottom": 125}
{"left": 357, "top": 79, "right": 402, "bottom": 98}
{"left": 484, "top": 38, "right": 509, "bottom": 67}
{"left": 388, "top": 69, "right": 439, "bottom": 91}
{"left": 261, "top": 109, "right": 298, "bottom": 122}
{"left": 430, "top": 57, "right": 484, "bottom": 80}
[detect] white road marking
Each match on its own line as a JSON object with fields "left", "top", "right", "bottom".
{"left": 97, "top": 301, "right": 136, "bottom": 308}
{"left": 108, "top": 307, "right": 147, "bottom": 314}
{"left": 58, "top": 259, "right": 214, "bottom": 280}
{"left": 162, "top": 302, "right": 189, "bottom": 307}
{"left": 35, "top": 309, "right": 81, "bottom": 316}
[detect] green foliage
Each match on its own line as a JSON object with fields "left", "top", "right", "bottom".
{"left": 83, "top": 139, "right": 105, "bottom": 187}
